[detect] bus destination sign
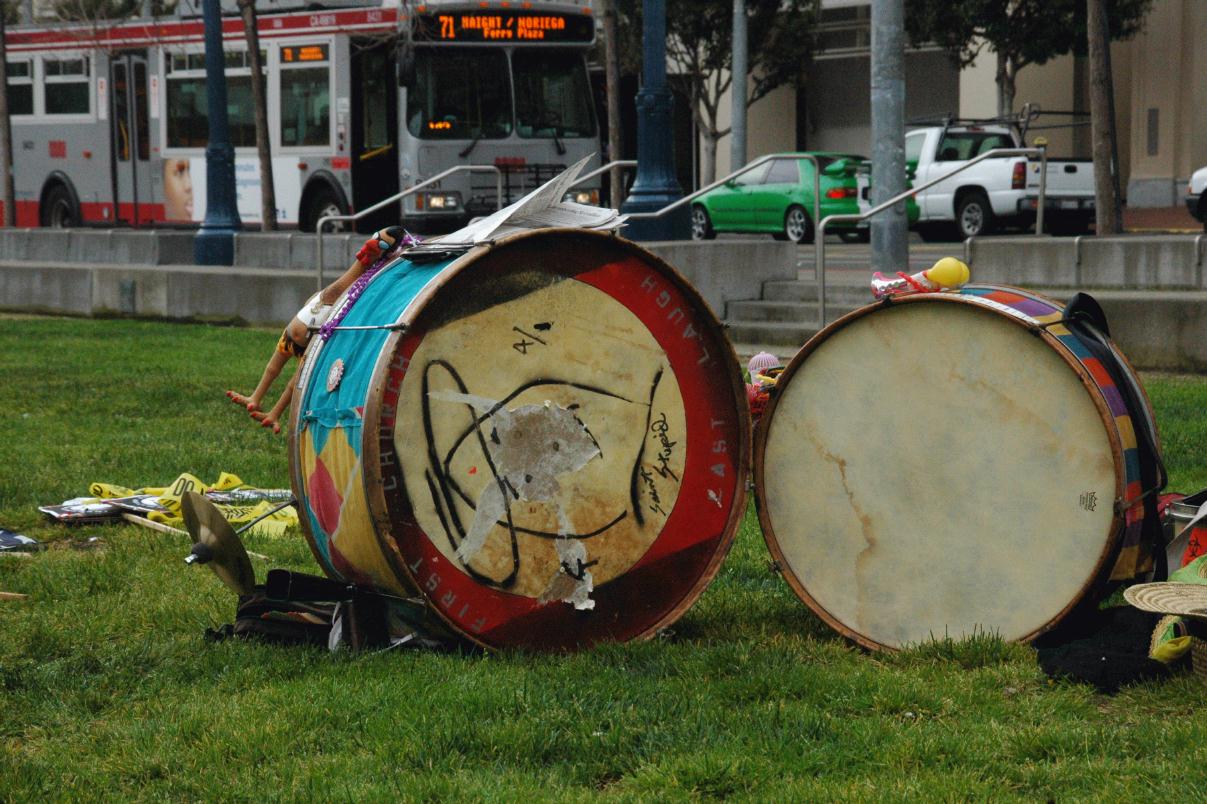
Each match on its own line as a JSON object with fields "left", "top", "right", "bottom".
{"left": 415, "top": 11, "right": 594, "bottom": 43}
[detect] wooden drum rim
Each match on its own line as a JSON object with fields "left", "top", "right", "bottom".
{"left": 296, "top": 228, "right": 751, "bottom": 649}
{"left": 753, "top": 286, "right": 1129, "bottom": 651}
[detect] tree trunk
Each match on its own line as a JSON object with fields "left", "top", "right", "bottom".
{"left": 603, "top": 0, "right": 624, "bottom": 209}
{"left": 700, "top": 131, "right": 718, "bottom": 187}
{"left": 995, "top": 51, "right": 1015, "bottom": 119}
{"left": 0, "top": 11, "right": 14, "bottom": 227}
{"left": 1087, "top": 0, "right": 1120, "bottom": 235}
{"left": 240, "top": 0, "right": 277, "bottom": 230}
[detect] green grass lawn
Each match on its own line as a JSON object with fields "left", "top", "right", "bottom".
{"left": 2, "top": 316, "right": 1206, "bottom": 800}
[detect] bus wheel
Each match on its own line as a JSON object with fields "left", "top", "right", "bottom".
{"left": 41, "top": 185, "right": 79, "bottom": 228}
{"left": 303, "top": 187, "right": 347, "bottom": 233}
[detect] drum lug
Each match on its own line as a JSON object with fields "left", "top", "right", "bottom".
{"left": 768, "top": 559, "right": 783, "bottom": 574}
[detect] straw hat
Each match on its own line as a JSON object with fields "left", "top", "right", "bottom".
{"left": 1125, "top": 583, "right": 1207, "bottom": 683}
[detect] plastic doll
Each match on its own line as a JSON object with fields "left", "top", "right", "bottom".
{"left": 226, "top": 226, "right": 407, "bottom": 433}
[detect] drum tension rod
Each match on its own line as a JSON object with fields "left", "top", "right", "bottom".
{"left": 308, "top": 323, "right": 410, "bottom": 333}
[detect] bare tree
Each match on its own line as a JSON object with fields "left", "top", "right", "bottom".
{"left": 602, "top": 0, "right": 623, "bottom": 209}
{"left": 1087, "top": 0, "right": 1119, "bottom": 234}
{"left": 238, "top": 0, "right": 277, "bottom": 230}
{"left": 0, "top": 1, "right": 16, "bottom": 226}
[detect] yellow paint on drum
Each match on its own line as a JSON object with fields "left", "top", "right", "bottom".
{"left": 298, "top": 425, "right": 412, "bottom": 597}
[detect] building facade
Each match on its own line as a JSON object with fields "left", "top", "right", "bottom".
{"left": 708, "top": 0, "right": 1205, "bottom": 208}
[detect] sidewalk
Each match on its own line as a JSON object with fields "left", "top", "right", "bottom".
{"left": 1123, "top": 205, "right": 1202, "bottom": 233}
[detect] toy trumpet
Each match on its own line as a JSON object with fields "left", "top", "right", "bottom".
{"left": 871, "top": 257, "right": 970, "bottom": 299}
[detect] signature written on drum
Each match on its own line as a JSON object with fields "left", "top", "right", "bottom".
{"left": 637, "top": 411, "right": 679, "bottom": 517}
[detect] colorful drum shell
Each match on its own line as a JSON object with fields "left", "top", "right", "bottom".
{"left": 289, "top": 229, "right": 749, "bottom": 650}
{"left": 754, "top": 285, "right": 1156, "bottom": 651}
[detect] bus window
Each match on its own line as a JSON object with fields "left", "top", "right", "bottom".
{"left": 279, "top": 43, "right": 330, "bottom": 148}
{"left": 513, "top": 51, "right": 595, "bottom": 139}
{"left": 407, "top": 48, "right": 510, "bottom": 140}
{"left": 166, "top": 49, "right": 259, "bottom": 148}
{"left": 6, "top": 60, "right": 32, "bottom": 116}
{"left": 44, "top": 56, "right": 90, "bottom": 115}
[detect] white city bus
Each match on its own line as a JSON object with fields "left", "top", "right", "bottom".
{"left": 3, "top": 0, "right": 601, "bottom": 231}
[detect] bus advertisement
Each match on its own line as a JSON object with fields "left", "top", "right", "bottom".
{"left": 2, "top": 0, "right": 601, "bottom": 232}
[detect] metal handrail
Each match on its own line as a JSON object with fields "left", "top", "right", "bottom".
{"left": 814, "top": 147, "right": 1048, "bottom": 327}
{"left": 314, "top": 165, "right": 503, "bottom": 290}
{"left": 569, "top": 159, "right": 638, "bottom": 187}
{"left": 625, "top": 153, "right": 824, "bottom": 243}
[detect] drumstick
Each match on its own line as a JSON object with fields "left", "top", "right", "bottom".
{"left": 0, "top": 591, "right": 28, "bottom": 601}
{"left": 121, "top": 513, "right": 272, "bottom": 561}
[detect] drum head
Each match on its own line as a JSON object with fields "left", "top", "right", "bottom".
{"left": 757, "top": 296, "right": 1121, "bottom": 650}
{"left": 362, "top": 230, "right": 748, "bottom": 650}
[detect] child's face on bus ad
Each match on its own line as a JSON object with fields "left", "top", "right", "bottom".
{"left": 163, "top": 158, "right": 194, "bottom": 221}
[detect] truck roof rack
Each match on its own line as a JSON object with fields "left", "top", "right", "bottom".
{"left": 907, "top": 104, "right": 1090, "bottom": 141}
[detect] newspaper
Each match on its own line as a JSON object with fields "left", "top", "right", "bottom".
{"left": 407, "top": 155, "right": 626, "bottom": 255}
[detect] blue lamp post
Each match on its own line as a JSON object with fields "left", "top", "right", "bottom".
{"left": 620, "top": 0, "right": 689, "bottom": 241}
{"left": 194, "top": 0, "right": 242, "bottom": 265}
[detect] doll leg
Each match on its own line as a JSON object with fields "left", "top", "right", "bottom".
{"left": 251, "top": 380, "right": 295, "bottom": 434}
{"left": 227, "top": 337, "right": 293, "bottom": 412}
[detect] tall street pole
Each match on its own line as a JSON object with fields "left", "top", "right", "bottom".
{"left": 730, "top": 0, "right": 747, "bottom": 173}
{"left": 603, "top": 0, "right": 624, "bottom": 210}
{"left": 870, "top": 0, "right": 907, "bottom": 272}
{"left": 620, "top": 0, "right": 689, "bottom": 241}
{"left": 194, "top": 0, "right": 242, "bottom": 265}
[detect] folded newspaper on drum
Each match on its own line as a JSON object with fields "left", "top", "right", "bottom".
{"left": 407, "top": 155, "right": 626, "bottom": 255}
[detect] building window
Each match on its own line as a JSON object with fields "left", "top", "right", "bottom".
{"left": 44, "top": 56, "right": 90, "bottom": 115}
{"left": 5, "top": 60, "right": 32, "bottom": 116}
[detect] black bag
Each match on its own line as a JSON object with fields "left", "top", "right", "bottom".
{"left": 206, "top": 588, "right": 335, "bottom": 647}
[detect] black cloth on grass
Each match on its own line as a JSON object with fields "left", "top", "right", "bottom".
{"left": 1034, "top": 606, "right": 1170, "bottom": 694}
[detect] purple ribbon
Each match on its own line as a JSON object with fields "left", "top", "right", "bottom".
{"left": 318, "top": 232, "right": 422, "bottom": 341}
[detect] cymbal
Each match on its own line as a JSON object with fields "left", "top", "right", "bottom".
{"left": 182, "top": 491, "right": 255, "bottom": 596}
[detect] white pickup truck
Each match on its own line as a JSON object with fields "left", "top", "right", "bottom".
{"left": 900, "top": 123, "right": 1096, "bottom": 239}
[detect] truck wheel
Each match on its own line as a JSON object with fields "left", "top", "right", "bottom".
{"left": 41, "top": 184, "right": 79, "bottom": 228}
{"left": 782, "top": 205, "right": 814, "bottom": 244}
{"left": 691, "top": 205, "right": 716, "bottom": 240}
{"left": 956, "top": 191, "right": 995, "bottom": 238}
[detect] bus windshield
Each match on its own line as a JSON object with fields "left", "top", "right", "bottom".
{"left": 407, "top": 48, "right": 512, "bottom": 140}
{"left": 513, "top": 51, "right": 595, "bottom": 139}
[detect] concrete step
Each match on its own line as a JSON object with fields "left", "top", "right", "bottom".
{"left": 726, "top": 299, "right": 867, "bottom": 323}
{"left": 725, "top": 320, "right": 820, "bottom": 351}
{"left": 762, "top": 278, "right": 874, "bottom": 305}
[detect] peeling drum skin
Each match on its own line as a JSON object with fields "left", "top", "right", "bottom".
{"left": 804, "top": 423, "right": 877, "bottom": 629}
{"left": 429, "top": 390, "right": 603, "bottom": 609}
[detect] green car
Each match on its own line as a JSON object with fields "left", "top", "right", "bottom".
{"left": 691, "top": 152, "right": 866, "bottom": 244}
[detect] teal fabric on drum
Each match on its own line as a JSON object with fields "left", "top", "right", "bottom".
{"left": 300, "top": 256, "right": 453, "bottom": 454}
{"left": 295, "top": 255, "right": 454, "bottom": 572}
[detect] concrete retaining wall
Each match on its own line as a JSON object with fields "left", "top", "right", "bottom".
{"left": 967, "top": 234, "right": 1206, "bottom": 289}
{"left": 0, "top": 237, "right": 794, "bottom": 327}
{"left": 644, "top": 240, "right": 796, "bottom": 317}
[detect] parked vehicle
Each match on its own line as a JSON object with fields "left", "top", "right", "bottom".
{"left": 903, "top": 117, "right": 1096, "bottom": 240}
{"left": 2, "top": 0, "right": 601, "bottom": 232}
{"left": 1187, "top": 165, "right": 1207, "bottom": 228}
{"left": 690, "top": 153, "right": 865, "bottom": 244}
{"left": 854, "top": 162, "right": 920, "bottom": 233}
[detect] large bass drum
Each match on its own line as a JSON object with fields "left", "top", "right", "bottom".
{"left": 289, "top": 229, "right": 748, "bottom": 650}
{"left": 755, "top": 286, "right": 1157, "bottom": 651}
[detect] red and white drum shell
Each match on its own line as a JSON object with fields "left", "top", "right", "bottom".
{"left": 754, "top": 285, "right": 1157, "bottom": 651}
{"left": 290, "top": 229, "right": 749, "bottom": 651}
